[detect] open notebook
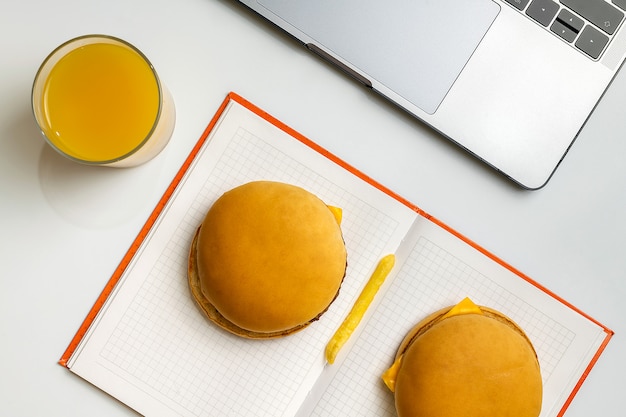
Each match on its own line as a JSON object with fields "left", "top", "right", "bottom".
{"left": 61, "top": 93, "right": 613, "bottom": 417}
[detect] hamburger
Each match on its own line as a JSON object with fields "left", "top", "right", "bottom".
{"left": 188, "top": 181, "right": 347, "bottom": 338}
{"left": 382, "top": 297, "right": 543, "bottom": 417}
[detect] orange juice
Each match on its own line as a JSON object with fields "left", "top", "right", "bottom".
{"left": 39, "top": 40, "right": 160, "bottom": 162}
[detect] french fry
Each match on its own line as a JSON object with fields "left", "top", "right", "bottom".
{"left": 325, "top": 254, "right": 396, "bottom": 364}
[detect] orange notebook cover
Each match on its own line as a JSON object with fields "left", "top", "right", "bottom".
{"left": 60, "top": 92, "right": 613, "bottom": 417}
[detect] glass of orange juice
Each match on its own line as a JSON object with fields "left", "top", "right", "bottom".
{"left": 32, "top": 34, "right": 175, "bottom": 167}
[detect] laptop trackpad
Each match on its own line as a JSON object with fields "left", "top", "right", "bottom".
{"left": 258, "top": 0, "right": 500, "bottom": 114}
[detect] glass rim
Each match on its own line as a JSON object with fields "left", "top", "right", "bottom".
{"left": 31, "top": 34, "right": 164, "bottom": 165}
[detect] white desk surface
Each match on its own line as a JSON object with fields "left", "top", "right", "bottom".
{"left": 1, "top": 1, "right": 624, "bottom": 416}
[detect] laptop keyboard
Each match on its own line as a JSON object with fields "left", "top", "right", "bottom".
{"left": 504, "top": 0, "right": 625, "bottom": 59}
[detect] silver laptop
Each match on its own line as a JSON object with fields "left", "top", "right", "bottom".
{"left": 234, "top": 0, "right": 626, "bottom": 189}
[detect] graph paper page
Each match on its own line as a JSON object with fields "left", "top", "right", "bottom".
{"left": 299, "top": 217, "right": 609, "bottom": 417}
{"left": 67, "top": 98, "right": 418, "bottom": 417}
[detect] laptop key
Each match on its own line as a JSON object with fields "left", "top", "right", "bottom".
{"left": 551, "top": 9, "right": 584, "bottom": 42}
{"left": 551, "top": 20, "right": 578, "bottom": 42}
{"left": 504, "top": 0, "right": 531, "bottom": 10}
{"left": 526, "top": 0, "right": 559, "bottom": 27}
{"left": 556, "top": 9, "right": 584, "bottom": 32}
{"left": 576, "top": 25, "right": 610, "bottom": 58}
{"left": 561, "top": 0, "right": 624, "bottom": 35}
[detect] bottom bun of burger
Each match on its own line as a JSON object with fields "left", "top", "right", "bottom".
{"left": 188, "top": 181, "right": 347, "bottom": 339}
{"left": 383, "top": 297, "right": 542, "bottom": 417}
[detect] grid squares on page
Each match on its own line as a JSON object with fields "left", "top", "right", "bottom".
{"left": 98, "top": 123, "right": 401, "bottom": 416}
{"left": 310, "top": 235, "right": 576, "bottom": 416}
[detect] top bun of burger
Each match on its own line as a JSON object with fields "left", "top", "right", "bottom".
{"left": 188, "top": 181, "right": 347, "bottom": 339}
{"left": 382, "top": 297, "right": 542, "bottom": 417}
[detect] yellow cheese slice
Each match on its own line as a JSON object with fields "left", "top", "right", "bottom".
{"left": 441, "top": 297, "right": 483, "bottom": 319}
{"left": 327, "top": 205, "right": 342, "bottom": 225}
{"left": 382, "top": 354, "right": 403, "bottom": 392}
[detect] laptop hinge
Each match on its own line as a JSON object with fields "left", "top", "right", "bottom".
{"left": 305, "top": 43, "right": 373, "bottom": 88}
